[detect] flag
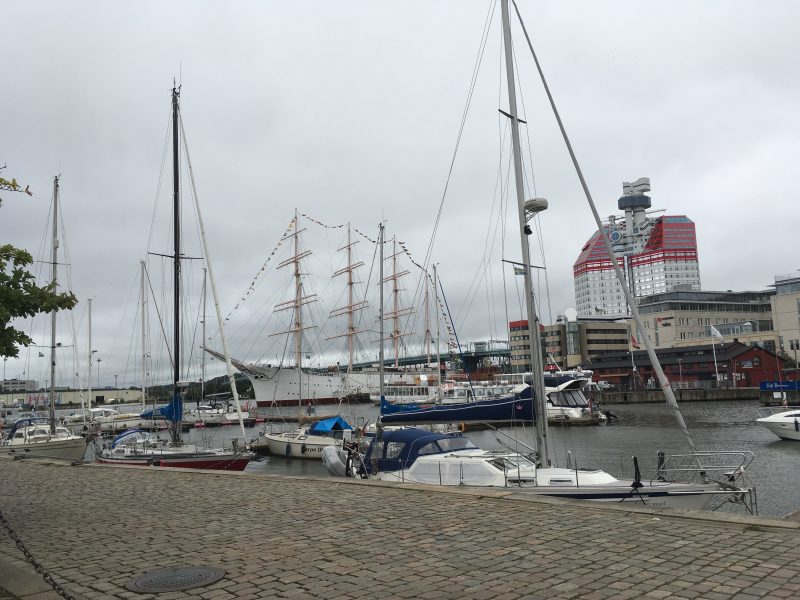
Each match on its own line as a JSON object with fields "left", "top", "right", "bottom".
{"left": 631, "top": 335, "right": 640, "bottom": 349}
{"left": 513, "top": 265, "right": 525, "bottom": 276}
{"left": 710, "top": 325, "right": 723, "bottom": 341}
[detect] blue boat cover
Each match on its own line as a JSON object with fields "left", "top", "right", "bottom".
{"left": 4, "top": 417, "right": 51, "bottom": 440}
{"left": 308, "top": 415, "right": 353, "bottom": 434}
{"left": 139, "top": 392, "right": 183, "bottom": 423}
{"left": 379, "top": 386, "right": 534, "bottom": 425}
{"left": 363, "top": 427, "right": 478, "bottom": 474}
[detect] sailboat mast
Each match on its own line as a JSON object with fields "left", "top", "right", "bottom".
{"left": 424, "top": 273, "right": 431, "bottom": 363}
{"left": 49, "top": 176, "right": 59, "bottom": 434}
{"left": 87, "top": 298, "right": 92, "bottom": 418}
{"left": 140, "top": 260, "right": 147, "bottom": 412}
{"left": 171, "top": 84, "right": 181, "bottom": 444}
{"left": 500, "top": 0, "right": 550, "bottom": 466}
{"left": 378, "top": 224, "right": 385, "bottom": 401}
{"left": 434, "top": 263, "right": 442, "bottom": 402}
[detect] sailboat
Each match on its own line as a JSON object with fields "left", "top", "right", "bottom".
{"left": 95, "top": 85, "right": 251, "bottom": 471}
{"left": 1, "top": 176, "right": 88, "bottom": 462}
{"left": 323, "top": 0, "right": 757, "bottom": 512}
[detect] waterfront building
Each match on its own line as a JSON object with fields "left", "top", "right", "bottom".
{"left": 771, "top": 272, "right": 800, "bottom": 368}
{"left": 589, "top": 341, "right": 785, "bottom": 390}
{"left": 510, "top": 312, "right": 629, "bottom": 372}
{"left": 634, "top": 290, "right": 776, "bottom": 350}
{"left": 0, "top": 378, "right": 38, "bottom": 393}
{"left": 573, "top": 178, "right": 701, "bottom": 317}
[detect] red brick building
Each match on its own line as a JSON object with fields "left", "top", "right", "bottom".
{"left": 587, "top": 341, "right": 787, "bottom": 390}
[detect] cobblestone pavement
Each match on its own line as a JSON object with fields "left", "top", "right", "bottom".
{"left": 1, "top": 455, "right": 799, "bottom": 600}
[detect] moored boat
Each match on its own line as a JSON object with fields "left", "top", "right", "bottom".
{"left": 756, "top": 409, "right": 800, "bottom": 441}
{"left": 250, "top": 415, "right": 353, "bottom": 459}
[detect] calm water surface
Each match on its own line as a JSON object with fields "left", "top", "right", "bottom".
{"left": 63, "top": 399, "right": 799, "bottom": 518}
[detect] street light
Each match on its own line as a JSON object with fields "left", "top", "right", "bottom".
{"left": 96, "top": 358, "right": 102, "bottom": 388}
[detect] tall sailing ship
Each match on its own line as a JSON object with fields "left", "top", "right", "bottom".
{"left": 207, "top": 215, "right": 441, "bottom": 407}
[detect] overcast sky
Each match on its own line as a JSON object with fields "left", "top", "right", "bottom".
{"left": 3, "top": 1, "right": 799, "bottom": 391}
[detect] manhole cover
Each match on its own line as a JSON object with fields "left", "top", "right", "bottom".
{"left": 125, "top": 566, "right": 225, "bottom": 593}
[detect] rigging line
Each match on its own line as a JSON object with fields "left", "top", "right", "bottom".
{"left": 144, "top": 262, "right": 174, "bottom": 376}
{"left": 532, "top": 215, "right": 554, "bottom": 324}
{"left": 420, "top": 0, "right": 497, "bottom": 278}
{"left": 511, "top": 0, "right": 697, "bottom": 453}
{"left": 145, "top": 110, "right": 173, "bottom": 257}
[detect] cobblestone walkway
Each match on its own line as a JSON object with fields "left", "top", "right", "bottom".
{"left": 1, "top": 456, "right": 798, "bottom": 599}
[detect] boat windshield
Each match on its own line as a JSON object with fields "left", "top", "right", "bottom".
{"left": 549, "top": 390, "right": 589, "bottom": 408}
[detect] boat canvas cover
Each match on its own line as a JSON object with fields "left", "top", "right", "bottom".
{"left": 139, "top": 392, "right": 183, "bottom": 423}
{"left": 380, "top": 386, "right": 535, "bottom": 425}
{"left": 308, "top": 416, "right": 353, "bottom": 434}
{"left": 363, "top": 427, "right": 477, "bottom": 474}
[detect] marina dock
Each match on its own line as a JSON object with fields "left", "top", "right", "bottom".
{"left": 1, "top": 454, "right": 799, "bottom": 600}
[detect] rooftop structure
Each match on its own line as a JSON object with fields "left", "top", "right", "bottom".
{"left": 574, "top": 178, "right": 701, "bottom": 317}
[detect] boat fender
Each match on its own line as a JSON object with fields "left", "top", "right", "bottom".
{"left": 301, "top": 443, "right": 307, "bottom": 454}
{"left": 795, "top": 418, "right": 798, "bottom": 433}
{"left": 459, "top": 422, "right": 465, "bottom": 432}
{"left": 285, "top": 443, "right": 292, "bottom": 457}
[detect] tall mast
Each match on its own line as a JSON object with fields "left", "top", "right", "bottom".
{"left": 382, "top": 236, "right": 412, "bottom": 368}
{"left": 140, "top": 260, "right": 147, "bottom": 412}
{"left": 49, "top": 176, "right": 59, "bottom": 434}
{"left": 329, "top": 223, "right": 367, "bottom": 373}
{"left": 201, "top": 267, "right": 207, "bottom": 403}
{"left": 171, "top": 84, "right": 181, "bottom": 444}
{"left": 433, "top": 264, "right": 442, "bottom": 402}
{"left": 500, "top": 0, "right": 550, "bottom": 466}
{"left": 87, "top": 298, "right": 92, "bottom": 417}
{"left": 378, "top": 224, "right": 385, "bottom": 401}
{"left": 424, "top": 272, "right": 431, "bottom": 363}
{"left": 273, "top": 212, "right": 317, "bottom": 406}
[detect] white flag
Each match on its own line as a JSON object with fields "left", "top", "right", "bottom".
{"left": 710, "top": 325, "right": 723, "bottom": 340}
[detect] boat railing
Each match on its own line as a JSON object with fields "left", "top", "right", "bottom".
{"left": 650, "top": 450, "right": 758, "bottom": 514}
{"left": 650, "top": 450, "right": 756, "bottom": 486}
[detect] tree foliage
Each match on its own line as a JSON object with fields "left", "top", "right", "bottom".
{"left": 1, "top": 177, "right": 78, "bottom": 357}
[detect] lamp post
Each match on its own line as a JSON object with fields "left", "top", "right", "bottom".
{"left": 96, "top": 358, "right": 102, "bottom": 388}
{"left": 678, "top": 358, "right": 683, "bottom": 387}
{"left": 114, "top": 374, "right": 118, "bottom": 390}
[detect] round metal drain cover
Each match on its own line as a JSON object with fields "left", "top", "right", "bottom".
{"left": 125, "top": 565, "right": 225, "bottom": 593}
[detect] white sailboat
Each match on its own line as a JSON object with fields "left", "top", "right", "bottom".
{"left": 2, "top": 176, "right": 88, "bottom": 462}
{"left": 96, "top": 85, "right": 251, "bottom": 470}
{"left": 324, "top": 0, "right": 757, "bottom": 512}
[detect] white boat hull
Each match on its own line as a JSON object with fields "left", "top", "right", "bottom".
{"left": 255, "top": 431, "right": 343, "bottom": 459}
{"left": 3, "top": 437, "right": 88, "bottom": 462}
{"left": 756, "top": 410, "right": 800, "bottom": 441}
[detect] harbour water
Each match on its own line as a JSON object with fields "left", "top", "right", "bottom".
{"left": 26, "top": 398, "right": 799, "bottom": 518}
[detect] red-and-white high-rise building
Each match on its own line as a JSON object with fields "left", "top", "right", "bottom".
{"left": 573, "top": 178, "right": 701, "bottom": 317}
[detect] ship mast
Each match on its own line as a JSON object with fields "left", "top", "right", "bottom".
{"left": 171, "top": 84, "right": 182, "bottom": 445}
{"left": 500, "top": 0, "right": 550, "bottom": 466}
{"left": 273, "top": 211, "right": 317, "bottom": 404}
{"left": 48, "top": 176, "right": 59, "bottom": 434}
{"left": 382, "top": 236, "right": 413, "bottom": 368}
{"left": 328, "top": 223, "right": 368, "bottom": 372}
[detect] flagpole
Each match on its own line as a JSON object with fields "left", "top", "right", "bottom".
{"left": 712, "top": 338, "right": 719, "bottom": 388}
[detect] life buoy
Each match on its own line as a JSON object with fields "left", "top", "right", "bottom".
{"left": 285, "top": 443, "right": 292, "bottom": 456}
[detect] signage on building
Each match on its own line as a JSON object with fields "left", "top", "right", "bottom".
{"left": 760, "top": 381, "right": 800, "bottom": 391}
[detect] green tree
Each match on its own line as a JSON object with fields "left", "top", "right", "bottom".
{"left": 0, "top": 178, "right": 78, "bottom": 358}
